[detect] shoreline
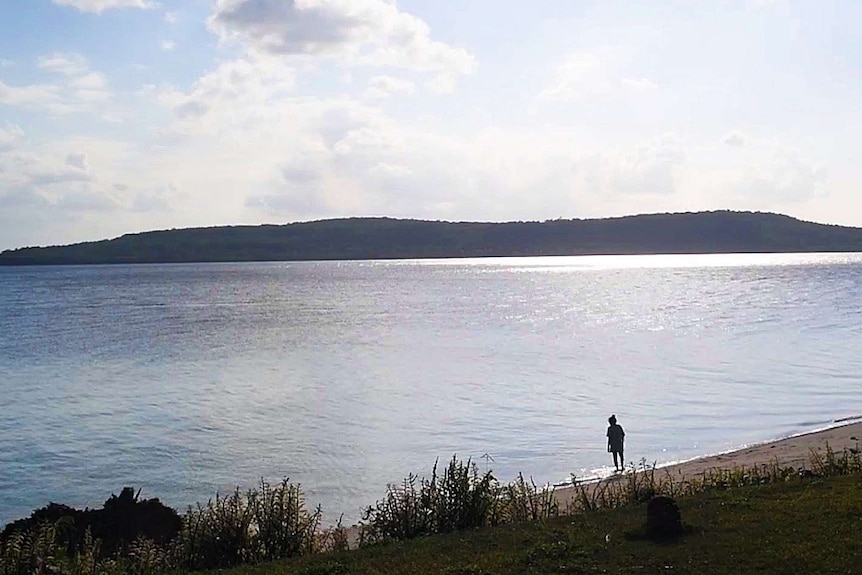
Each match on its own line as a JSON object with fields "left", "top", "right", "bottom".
{"left": 553, "top": 419, "right": 862, "bottom": 507}
{"left": 4, "top": 419, "right": 860, "bottom": 532}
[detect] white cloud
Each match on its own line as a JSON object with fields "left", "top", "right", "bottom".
{"left": 164, "top": 11, "right": 178, "bottom": 24}
{"left": 208, "top": 0, "right": 474, "bottom": 86}
{"left": 149, "top": 43, "right": 693, "bottom": 226}
{"left": 729, "top": 147, "right": 828, "bottom": 204}
{"left": 161, "top": 40, "right": 176, "bottom": 52}
{"left": 0, "top": 124, "right": 24, "bottom": 153}
{"left": 38, "top": 53, "right": 89, "bottom": 75}
{"left": 536, "top": 50, "right": 659, "bottom": 104}
{"left": 26, "top": 157, "right": 93, "bottom": 187}
{"left": 158, "top": 56, "right": 298, "bottom": 125}
{"left": 0, "top": 80, "right": 70, "bottom": 113}
{"left": 0, "top": 135, "right": 154, "bottom": 250}
{"left": 599, "top": 133, "right": 687, "bottom": 196}
{"left": 56, "top": 188, "right": 121, "bottom": 211}
{"left": 65, "top": 152, "right": 90, "bottom": 172}
{"left": 369, "top": 162, "right": 412, "bottom": 178}
{"left": 364, "top": 75, "right": 415, "bottom": 99}
{"left": 724, "top": 130, "right": 746, "bottom": 147}
{"left": 71, "top": 72, "right": 107, "bottom": 90}
{"left": 52, "top": 0, "right": 152, "bottom": 13}
{"left": 621, "top": 77, "right": 659, "bottom": 92}
{"left": 537, "top": 51, "right": 604, "bottom": 102}
{"left": 2, "top": 53, "right": 113, "bottom": 111}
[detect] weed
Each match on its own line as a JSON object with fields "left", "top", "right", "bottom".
{"left": 500, "top": 474, "right": 559, "bottom": 523}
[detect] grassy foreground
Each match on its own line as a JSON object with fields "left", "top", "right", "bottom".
{"left": 228, "top": 473, "right": 862, "bottom": 575}
{"left": 2, "top": 449, "right": 859, "bottom": 574}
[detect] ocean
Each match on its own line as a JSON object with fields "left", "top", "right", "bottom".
{"left": 1, "top": 253, "right": 860, "bottom": 525}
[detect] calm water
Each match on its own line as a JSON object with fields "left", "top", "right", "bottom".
{"left": 1, "top": 253, "right": 861, "bottom": 526}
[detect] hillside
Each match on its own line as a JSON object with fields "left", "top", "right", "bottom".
{"left": 2, "top": 210, "right": 862, "bottom": 265}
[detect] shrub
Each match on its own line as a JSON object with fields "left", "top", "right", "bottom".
{"left": 175, "top": 479, "right": 322, "bottom": 570}
{"left": 360, "top": 457, "right": 499, "bottom": 544}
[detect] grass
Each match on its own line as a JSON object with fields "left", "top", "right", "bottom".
{"left": 221, "top": 473, "right": 862, "bottom": 575}
{"left": 2, "top": 445, "right": 859, "bottom": 574}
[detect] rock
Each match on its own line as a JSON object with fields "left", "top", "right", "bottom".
{"left": 646, "top": 495, "right": 683, "bottom": 538}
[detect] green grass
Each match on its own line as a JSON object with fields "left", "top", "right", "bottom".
{"left": 3, "top": 446, "right": 859, "bottom": 574}
{"left": 223, "top": 473, "right": 862, "bottom": 575}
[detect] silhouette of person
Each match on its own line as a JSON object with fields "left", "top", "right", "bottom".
{"left": 607, "top": 414, "right": 625, "bottom": 471}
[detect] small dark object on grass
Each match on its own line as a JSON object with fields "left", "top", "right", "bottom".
{"left": 646, "top": 496, "right": 683, "bottom": 539}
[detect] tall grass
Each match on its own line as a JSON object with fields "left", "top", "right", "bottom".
{"left": 175, "top": 479, "right": 327, "bottom": 570}
{"left": 500, "top": 473, "right": 559, "bottom": 523}
{"left": 359, "top": 457, "right": 501, "bottom": 544}
{"left": 359, "top": 457, "right": 559, "bottom": 545}
{"left": 0, "top": 523, "right": 120, "bottom": 575}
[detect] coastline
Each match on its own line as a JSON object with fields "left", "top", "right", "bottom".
{"left": 553, "top": 420, "right": 862, "bottom": 508}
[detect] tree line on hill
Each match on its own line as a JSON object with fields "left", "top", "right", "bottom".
{"left": 2, "top": 211, "right": 862, "bottom": 266}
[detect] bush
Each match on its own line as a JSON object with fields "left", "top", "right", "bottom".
{"left": 175, "top": 479, "right": 321, "bottom": 570}
{"left": 360, "top": 457, "right": 499, "bottom": 544}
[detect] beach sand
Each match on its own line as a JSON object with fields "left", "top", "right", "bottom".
{"left": 553, "top": 421, "right": 862, "bottom": 509}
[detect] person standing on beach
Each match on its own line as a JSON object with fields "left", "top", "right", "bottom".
{"left": 607, "top": 414, "right": 625, "bottom": 471}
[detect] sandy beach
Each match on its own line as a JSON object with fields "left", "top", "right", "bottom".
{"left": 553, "top": 420, "right": 862, "bottom": 508}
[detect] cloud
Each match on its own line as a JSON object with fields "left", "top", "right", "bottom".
{"left": 52, "top": 0, "right": 152, "bottom": 13}
{"left": 208, "top": 0, "right": 474, "bottom": 86}
{"left": 536, "top": 50, "right": 659, "bottom": 105}
{"left": 0, "top": 126, "right": 139, "bottom": 217}
{"left": 164, "top": 11, "right": 178, "bottom": 23}
{"left": 70, "top": 72, "right": 107, "bottom": 90}
{"left": 26, "top": 161, "right": 93, "bottom": 187}
{"left": 0, "top": 135, "right": 153, "bottom": 248}
{"left": 161, "top": 40, "right": 176, "bottom": 52}
{"left": 364, "top": 75, "right": 415, "bottom": 99}
{"left": 729, "top": 147, "right": 827, "bottom": 204}
{"left": 65, "top": 152, "right": 89, "bottom": 171}
{"left": 158, "top": 56, "right": 298, "bottom": 125}
{"left": 38, "top": 53, "right": 89, "bottom": 75}
{"left": 576, "top": 133, "right": 687, "bottom": 197}
{"left": 132, "top": 188, "right": 172, "bottom": 212}
{"left": 0, "top": 124, "right": 25, "bottom": 152}
{"left": 621, "top": 77, "right": 660, "bottom": 92}
{"left": 537, "top": 51, "right": 604, "bottom": 102}
{"left": 724, "top": 130, "right": 746, "bottom": 147}
{"left": 2, "top": 53, "right": 113, "bottom": 112}
{"left": 0, "top": 80, "right": 70, "bottom": 113}
{"left": 153, "top": 46, "right": 694, "bottom": 226}
{"left": 56, "top": 188, "right": 121, "bottom": 211}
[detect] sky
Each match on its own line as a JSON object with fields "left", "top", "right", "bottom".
{"left": 1, "top": 0, "right": 861, "bottom": 250}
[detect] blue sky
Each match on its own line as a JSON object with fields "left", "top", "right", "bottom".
{"left": 1, "top": 0, "right": 861, "bottom": 250}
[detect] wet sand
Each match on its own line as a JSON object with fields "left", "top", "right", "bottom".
{"left": 553, "top": 421, "right": 862, "bottom": 508}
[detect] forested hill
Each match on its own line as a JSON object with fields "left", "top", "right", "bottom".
{"left": 2, "top": 211, "right": 862, "bottom": 266}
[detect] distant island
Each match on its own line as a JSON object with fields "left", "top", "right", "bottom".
{"left": 2, "top": 210, "right": 862, "bottom": 266}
